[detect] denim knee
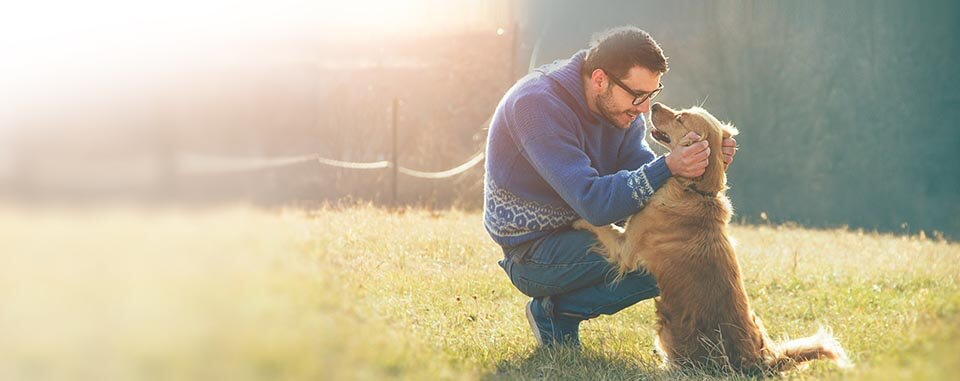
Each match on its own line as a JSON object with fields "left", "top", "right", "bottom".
{"left": 499, "top": 256, "right": 561, "bottom": 298}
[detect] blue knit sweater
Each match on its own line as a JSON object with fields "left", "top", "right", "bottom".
{"left": 482, "top": 50, "right": 672, "bottom": 249}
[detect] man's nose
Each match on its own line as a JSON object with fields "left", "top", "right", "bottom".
{"left": 636, "top": 100, "right": 652, "bottom": 114}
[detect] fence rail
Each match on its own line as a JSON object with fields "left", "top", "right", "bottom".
{"left": 176, "top": 151, "right": 484, "bottom": 179}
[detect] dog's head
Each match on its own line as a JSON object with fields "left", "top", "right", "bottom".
{"left": 649, "top": 102, "right": 739, "bottom": 194}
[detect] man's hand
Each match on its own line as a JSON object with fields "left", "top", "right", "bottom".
{"left": 721, "top": 136, "right": 737, "bottom": 168}
{"left": 665, "top": 132, "right": 709, "bottom": 177}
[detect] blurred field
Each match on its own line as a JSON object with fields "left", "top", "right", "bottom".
{"left": 1, "top": 204, "right": 958, "bottom": 380}
{"left": 2, "top": 30, "right": 508, "bottom": 207}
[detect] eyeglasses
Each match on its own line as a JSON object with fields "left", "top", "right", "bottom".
{"left": 602, "top": 69, "right": 663, "bottom": 106}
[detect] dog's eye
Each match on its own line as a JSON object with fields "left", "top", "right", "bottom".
{"left": 675, "top": 115, "right": 683, "bottom": 124}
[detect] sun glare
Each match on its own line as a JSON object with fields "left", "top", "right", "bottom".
{"left": 0, "top": 0, "right": 496, "bottom": 59}
{"left": 0, "top": 0, "right": 506, "bottom": 126}
{"left": 0, "top": 1, "right": 504, "bottom": 69}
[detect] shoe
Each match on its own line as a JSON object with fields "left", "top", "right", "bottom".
{"left": 525, "top": 298, "right": 581, "bottom": 347}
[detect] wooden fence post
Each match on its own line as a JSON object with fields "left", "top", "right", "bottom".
{"left": 392, "top": 97, "right": 399, "bottom": 206}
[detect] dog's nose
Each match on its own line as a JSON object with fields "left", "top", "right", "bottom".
{"left": 651, "top": 102, "right": 663, "bottom": 111}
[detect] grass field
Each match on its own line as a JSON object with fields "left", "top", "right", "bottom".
{"left": 1, "top": 204, "right": 958, "bottom": 380}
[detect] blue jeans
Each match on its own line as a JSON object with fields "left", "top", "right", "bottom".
{"left": 498, "top": 229, "right": 660, "bottom": 321}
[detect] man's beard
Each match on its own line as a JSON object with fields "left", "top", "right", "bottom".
{"left": 596, "top": 88, "right": 638, "bottom": 129}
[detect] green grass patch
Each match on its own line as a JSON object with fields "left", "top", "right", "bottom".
{"left": 0, "top": 204, "right": 957, "bottom": 380}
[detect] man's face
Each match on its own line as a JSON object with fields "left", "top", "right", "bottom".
{"left": 595, "top": 66, "right": 662, "bottom": 129}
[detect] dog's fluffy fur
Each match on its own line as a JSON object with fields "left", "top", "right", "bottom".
{"left": 573, "top": 103, "right": 851, "bottom": 374}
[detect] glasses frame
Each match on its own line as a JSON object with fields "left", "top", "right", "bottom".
{"left": 602, "top": 69, "right": 664, "bottom": 106}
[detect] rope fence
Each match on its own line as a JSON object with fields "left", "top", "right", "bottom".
{"left": 396, "top": 152, "right": 484, "bottom": 179}
{"left": 316, "top": 157, "right": 391, "bottom": 170}
{"left": 176, "top": 153, "right": 318, "bottom": 174}
{"left": 177, "top": 108, "right": 492, "bottom": 180}
{"left": 176, "top": 150, "right": 484, "bottom": 179}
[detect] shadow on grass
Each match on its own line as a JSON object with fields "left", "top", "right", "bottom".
{"left": 481, "top": 345, "right": 657, "bottom": 381}
{"left": 481, "top": 344, "right": 770, "bottom": 381}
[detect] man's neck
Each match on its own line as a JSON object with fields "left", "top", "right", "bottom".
{"left": 581, "top": 75, "right": 600, "bottom": 115}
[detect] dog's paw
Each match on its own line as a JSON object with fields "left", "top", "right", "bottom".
{"left": 572, "top": 219, "right": 593, "bottom": 230}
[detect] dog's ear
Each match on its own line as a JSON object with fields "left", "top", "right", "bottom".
{"left": 720, "top": 123, "right": 738, "bottom": 171}
{"left": 679, "top": 134, "right": 698, "bottom": 147}
{"left": 692, "top": 124, "right": 727, "bottom": 194}
{"left": 678, "top": 127, "right": 708, "bottom": 147}
{"left": 722, "top": 123, "right": 739, "bottom": 139}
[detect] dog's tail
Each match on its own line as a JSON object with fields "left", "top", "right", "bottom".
{"left": 767, "top": 327, "right": 853, "bottom": 373}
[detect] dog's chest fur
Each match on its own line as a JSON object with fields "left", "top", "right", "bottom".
{"left": 622, "top": 180, "right": 768, "bottom": 368}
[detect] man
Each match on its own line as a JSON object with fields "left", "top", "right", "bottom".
{"left": 482, "top": 26, "right": 737, "bottom": 347}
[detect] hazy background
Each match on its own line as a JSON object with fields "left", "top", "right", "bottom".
{"left": 1, "top": 0, "right": 957, "bottom": 238}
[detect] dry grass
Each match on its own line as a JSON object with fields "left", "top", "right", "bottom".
{"left": 0, "top": 203, "right": 957, "bottom": 380}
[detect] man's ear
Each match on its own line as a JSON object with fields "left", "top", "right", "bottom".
{"left": 590, "top": 69, "right": 606, "bottom": 91}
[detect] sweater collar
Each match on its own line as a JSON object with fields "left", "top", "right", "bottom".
{"left": 540, "top": 50, "right": 600, "bottom": 125}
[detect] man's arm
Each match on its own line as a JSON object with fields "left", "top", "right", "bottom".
{"left": 509, "top": 94, "right": 670, "bottom": 226}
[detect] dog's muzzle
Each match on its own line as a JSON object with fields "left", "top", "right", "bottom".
{"left": 651, "top": 128, "right": 671, "bottom": 144}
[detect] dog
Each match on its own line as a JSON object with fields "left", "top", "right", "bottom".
{"left": 573, "top": 103, "right": 851, "bottom": 374}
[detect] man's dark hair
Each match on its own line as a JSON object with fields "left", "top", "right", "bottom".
{"left": 581, "top": 26, "right": 669, "bottom": 80}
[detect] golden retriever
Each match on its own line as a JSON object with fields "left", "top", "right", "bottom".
{"left": 573, "top": 103, "right": 851, "bottom": 374}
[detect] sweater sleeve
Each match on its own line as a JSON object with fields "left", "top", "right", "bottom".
{"left": 509, "top": 94, "right": 671, "bottom": 226}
